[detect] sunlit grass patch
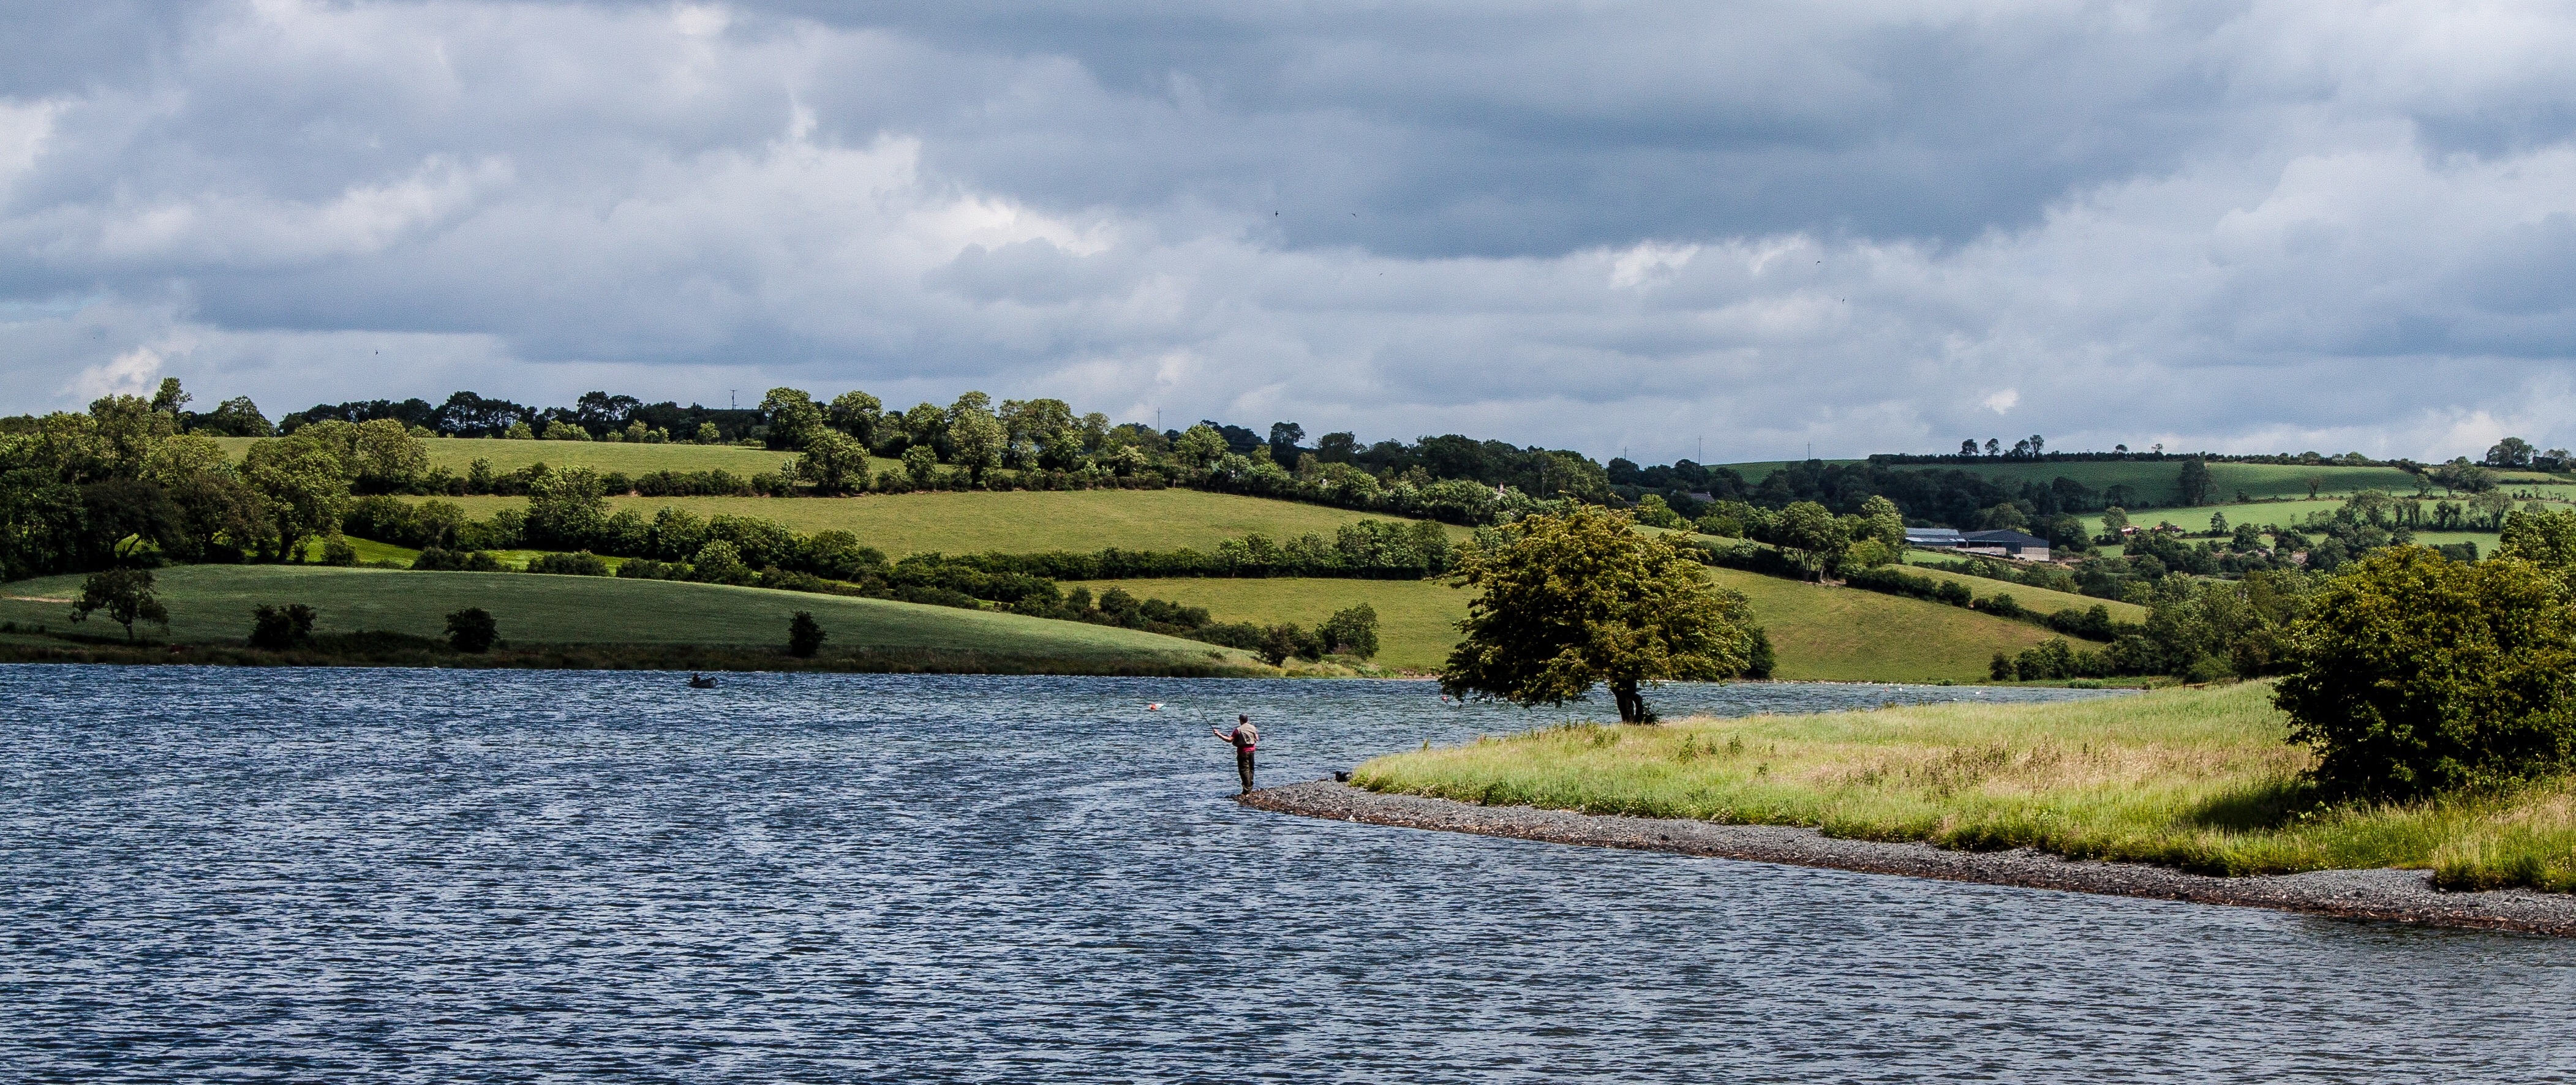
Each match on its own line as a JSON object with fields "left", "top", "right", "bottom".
{"left": 1354, "top": 681, "right": 2576, "bottom": 889}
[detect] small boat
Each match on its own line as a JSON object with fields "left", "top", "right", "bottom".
{"left": 687, "top": 674, "right": 718, "bottom": 689}
{"left": 1147, "top": 702, "right": 1162, "bottom": 711}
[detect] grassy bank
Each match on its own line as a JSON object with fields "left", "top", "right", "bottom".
{"left": 1353, "top": 682, "right": 2576, "bottom": 891}
{"left": 0, "top": 565, "right": 1262, "bottom": 673}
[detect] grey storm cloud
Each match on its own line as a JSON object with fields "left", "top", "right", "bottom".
{"left": 2, "top": 0, "right": 2574, "bottom": 463}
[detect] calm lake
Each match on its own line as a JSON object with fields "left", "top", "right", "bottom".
{"left": 4, "top": 666, "right": 2572, "bottom": 1081}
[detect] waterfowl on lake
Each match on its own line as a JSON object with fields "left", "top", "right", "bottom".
{"left": 688, "top": 674, "right": 717, "bottom": 689}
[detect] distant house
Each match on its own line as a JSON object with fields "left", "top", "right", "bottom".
{"left": 1909, "top": 527, "right": 2050, "bottom": 561}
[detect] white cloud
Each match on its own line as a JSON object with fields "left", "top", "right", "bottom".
{"left": 64, "top": 345, "right": 165, "bottom": 400}
{"left": 0, "top": 1, "right": 2572, "bottom": 466}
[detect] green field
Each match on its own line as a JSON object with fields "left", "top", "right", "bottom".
{"left": 1077, "top": 568, "right": 2082, "bottom": 682}
{"left": 1070, "top": 577, "right": 1469, "bottom": 672}
{"left": 1354, "top": 681, "right": 2576, "bottom": 890}
{"left": 1886, "top": 560, "right": 2149, "bottom": 622}
{"left": 1709, "top": 568, "right": 2075, "bottom": 682}
{"left": 0, "top": 565, "right": 1255, "bottom": 666}
{"left": 410, "top": 489, "right": 1465, "bottom": 556}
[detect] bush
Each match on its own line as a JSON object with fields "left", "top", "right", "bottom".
{"left": 248, "top": 603, "right": 316, "bottom": 650}
{"left": 2275, "top": 548, "right": 2576, "bottom": 800}
{"left": 1256, "top": 623, "right": 1323, "bottom": 666}
{"left": 318, "top": 536, "right": 358, "bottom": 566}
{"left": 1319, "top": 604, "right": 1380, "bottom": 659}
{"left": 1745, "top": 626, "right": 1776, "bottom": 679}
{"left": 788, "top": 610, "right": 826, "bottom": 658}
{"left": 412, "top": 547, "right": 503, "bottom": 572}
{"left": 444, "top": 607, "right": 498, "bottom": 653}
{"left": 528, "top": 551, "right": 610, "bottom": 576}
{"left": 616, "top": 558, "right": 689, "bottom": 580}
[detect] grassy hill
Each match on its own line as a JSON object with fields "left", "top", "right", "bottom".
{"left": 0, "top": 565, "right": 1257, "bottom": 670}
{"left": 413, "top": 490, "right": 1467, "bottom": 556}
{"left": 1888, "top": 558, "right": 2149, "bottom": 622}
{"left": 1080, "top": 568, "right": 2083, "bottom": 682}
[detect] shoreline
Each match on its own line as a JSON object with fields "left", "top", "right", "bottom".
{"left": 1241, "top": 779, "right": 2576, "bottom": 936}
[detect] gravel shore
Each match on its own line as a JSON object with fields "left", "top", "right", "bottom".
{"left": 1243, "top": 778, "right": 2576, "bottom": 936}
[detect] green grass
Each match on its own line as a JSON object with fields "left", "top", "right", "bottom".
{"left": 1073, "top": 568, "right": 2081, "bottom": 682}
{"left": 0, "top": 565, "right": 1257, "bottom": 666}
{"left": 1070, "top": 577, "right": 1469, "bottom": 672}
{"left": 410, "top": 489, "right": 1466, "bottom": 556}
{"left": 1886, "top": 559, "right": 2149, "bottom": 623}
{"left": 1353, "top": 681, "right": 2576, "bottom": 890}
{"left": 1706, "top": 568, "right": 2073, "bottom": 682}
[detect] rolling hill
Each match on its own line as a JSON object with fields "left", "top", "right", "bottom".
{"left": 409, "top": 489, "right": 1468, "bottom": 556}
{"left": 1079, "top": 568, "right": 2087, "bottom": 682}
{"left": 0, "top": 565, "right": 1257, "bottom": 669}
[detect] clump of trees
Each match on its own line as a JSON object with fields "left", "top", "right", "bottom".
{"left": 1441, "top": 506, "right": 1760, "bottom": 723}
{"left": 2275, "top": 528, "right": 2576, "bottom": 800}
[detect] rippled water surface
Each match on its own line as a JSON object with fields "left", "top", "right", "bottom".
{"left": 5, "top": 666, "right": 2573, "bottom": 1082}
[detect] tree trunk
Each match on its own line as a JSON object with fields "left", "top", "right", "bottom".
{"left": 1613, "top": 679, "right": 1646, "bottom": 723}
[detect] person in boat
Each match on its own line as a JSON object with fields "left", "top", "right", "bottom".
{"left": 1212, "top": 714, "right": 1259, "bottom": 794}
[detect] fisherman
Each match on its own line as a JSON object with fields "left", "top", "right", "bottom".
{"left": 1212, "top": 714, "right": 1259, "bottom": 794}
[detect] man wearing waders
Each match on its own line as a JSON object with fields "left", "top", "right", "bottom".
{"left": 1213, "top": 714, "right": 1259, "bottom": 794}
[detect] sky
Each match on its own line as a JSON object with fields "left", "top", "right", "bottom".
{"left": 3, "top": 1, "right": 2574, "bottom": 465}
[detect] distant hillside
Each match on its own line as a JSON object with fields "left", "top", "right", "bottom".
{"left": 409, "top": 489, "right": 1468, "bottom": 557}
{"left": 0, "top": 566, "right": 1259, "bottom": 670}
{"left": 1079, "top": 568, "right": 2086, "bottom": 682}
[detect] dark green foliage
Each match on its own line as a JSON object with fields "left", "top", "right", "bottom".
{"left": 2275, "top": 548, "right": 2576, "bottom": 800}
{"left": 1744, "top": 626, "right": 1776, "bottom": 679}
{"left": 70, "top": 568, "right": 170, "bottom": 642}
{"left": 527, "top": 551, "right": 609, "bottom": 576}
{"left": 444, "top": 607, "right": 498, "bottom": 653}
{"left": 1975, "top": 593, "right": 2025, "bottom": 618}
{"left": 411, "top": 547, "right": 503, "bottom": 572}
{"left": 1256, "top": 623, "right": 1322, "bottom": 666}
{"left": 1990, "top": 650, "right": 2016, "bottom": 682}
{"left": 249, "top": 603, "right": 317, "bottom": 650}
{"left": 2013, "top": 637, "right": 2079, "bottom": 681}
{"left": 2176, "top": 457, "right": 2214, "bottom": 506}
{"left": 1319, "top": 603, "right": 1379, "bottom": 658}
{"left": 1442, "top": 506, "right": 1756, "bottom": 723}
{"left": 319, "top": 536, "right": 358, "bottom": 566}
{"left": 787, "top": 610, "right": 826, "bottom": 658}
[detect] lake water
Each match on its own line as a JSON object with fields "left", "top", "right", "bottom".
{"left": 4, "top": 666, "right": 2572, "bottom": 1082}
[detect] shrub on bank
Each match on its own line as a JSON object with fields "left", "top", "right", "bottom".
{"left": 2275, "top": 548, "right": 2576, "bottom": 800}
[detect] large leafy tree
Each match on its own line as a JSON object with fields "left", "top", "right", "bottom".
{"left": 946, "top": 392, "right": 1007, "bottom": 482}
{"left": 1441, "top": 505, "right": 1756, "bottom": 723}
{"left": 243, "top": 434, "right": 352, "bottom": 561}
{"left": 796, "top": 430, "right": 870, "bottom": 494}
{"left": 2275, "top": 547, "right": 2576, "bottom": 800}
